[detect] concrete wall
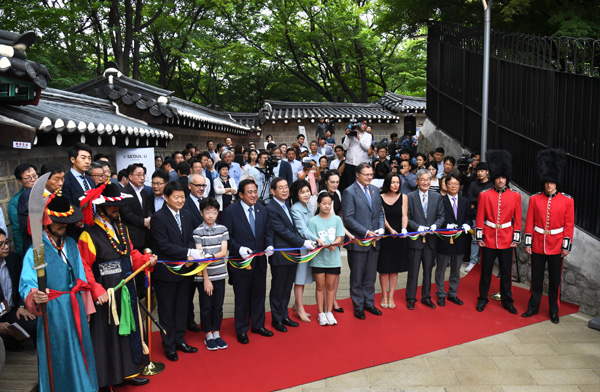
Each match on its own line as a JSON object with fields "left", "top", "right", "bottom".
{"left": 420, "top": 118, "right": 600, "bottom": 317}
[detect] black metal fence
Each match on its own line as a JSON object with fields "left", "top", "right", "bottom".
{"left": 427, "top": 21, "right": 600, "bottom": 239}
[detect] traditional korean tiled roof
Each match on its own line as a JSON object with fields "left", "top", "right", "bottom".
{"left": 261, "top": 100, "right": 399, "bottom": 123}
{"left": 70, "top": 68, "right": 250, "bottom": 134}
{"left": 227, "top": 112, "right": 261, "bottom": 131}
{"left": 376, "top": 92, "right": 427, "bottom": 113}
{"left": 0, "top": 88, "right": 173, "bottom": 147}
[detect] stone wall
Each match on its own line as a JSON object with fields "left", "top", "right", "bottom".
{"left": 420, "top": 118, "right": 600, "bottom": 317}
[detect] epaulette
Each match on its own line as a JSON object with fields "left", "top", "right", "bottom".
{"left": 480, "top": 188, "right": 492, "bottom": 194}
{"left": 532, "top": 192, "right": 542, "bottom": 196}
{"left": 561, "top": 192, "right": 573, "bottom": 199}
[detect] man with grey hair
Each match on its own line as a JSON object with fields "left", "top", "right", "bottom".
{"left": 89, "top": 161, "right": 107, "bottom": 186}
{"left": 405, "top": 168, "right": 445, "bottom": 310}
{"left": 221, "top": 150, "right": 242, "bottom": 185}
{"left": 342, "top": 162, "right": 385, "bottom": 320}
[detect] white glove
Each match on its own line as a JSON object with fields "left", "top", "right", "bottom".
{"left": 239, "top": 247, "right": 253, "bottom": 260}
{"left": 401, "top": 228, "right": 408, "bottom": 235}
{"left": 265, "top": 246, "right": 274, "bottom": 257}
{"left": 462, "top": 223, "right": 471, "bottom": 233}
{"left": 203, "top": 254, "right": 213, "bottom": 260}
{"left": 446, "top": 223, "right": 459, "bottom": 229}
{"left": 429, "top": 224, "right": 437, "bottom": 232}
{"left": 374, "top": 228, "right": 385, "bottom": 236}
{"left": 417, "top": 226, "right": 427, "bottom": 233}
{"left": 189, "top": 249, "right": 203, "bottom": 260}
{"left": 303, "top": 240, "right": 316, "bottom": 250}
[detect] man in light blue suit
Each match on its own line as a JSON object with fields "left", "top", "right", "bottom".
{"left": 342, "top": 162, "right": 385, "bottom": 320}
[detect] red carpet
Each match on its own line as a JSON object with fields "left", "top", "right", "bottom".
{"left": 121, "top": 265, "right": 578, "bottom": 392}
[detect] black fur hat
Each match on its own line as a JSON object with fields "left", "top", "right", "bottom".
{"left": 536, "top": 149, "right": 566, "bottom": 186}
{"left": 486, "top": 150, "right": 512, "bottom": 181}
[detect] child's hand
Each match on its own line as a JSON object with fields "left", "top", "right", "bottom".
{"left": 204, "top": 279, "right": 213, "bottom": 296}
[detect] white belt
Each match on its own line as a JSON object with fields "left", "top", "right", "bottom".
{"left": 485, "top": 220, "right": 512, "bottom": 229}
{"left": 534, "top": 226, "right": 564, "bottom": 235}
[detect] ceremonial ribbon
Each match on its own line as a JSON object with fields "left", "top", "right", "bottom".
{"left": 117, "top": 282, "right": 135, "bottom": 336}
{"left": 47, "top": 278, "right": 92, "bottom": 372}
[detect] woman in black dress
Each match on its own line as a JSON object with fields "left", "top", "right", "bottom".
{"left": 377, "top": 172, "right": 408, "bottom": 309}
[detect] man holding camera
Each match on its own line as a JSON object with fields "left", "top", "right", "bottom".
{"left": 342, "top": 119, "right": 372, "bottom": 187}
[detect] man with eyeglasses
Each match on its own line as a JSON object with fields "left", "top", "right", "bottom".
{"left": 120, "top": 163, "right": 151, "bottom": 252}
{"left": 148, "top": 169, "right": 169, "bottom": 215}
{"left": 342, "top": 163, "right": 385, "bottom": 319}
{"left": 88, "top": 162, "right": 107, "bottom": 186}
{"left": 9, "top": 164, "right": 37, "bottom": 257}
{"left": 0, "top": 229, "right": 37, "bottom": 352}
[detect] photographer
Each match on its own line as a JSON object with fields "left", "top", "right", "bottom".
{"left": 342, "top": 118, "right": 372, "bottom": 187}
{"left": 248, "top": 151, "right": 277, "bottom": 204}
{"left": 297, "top": 157, "right": 320, "bottom": 195}
{"left": 458, "top": 152, "right": 481, "bottom": 195}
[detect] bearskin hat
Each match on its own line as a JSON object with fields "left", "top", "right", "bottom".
{"left": 536, "top": 149, "right": 566, "bottom": 186}
{"left": 486, "top": 150, "right": 512, "bottom": 182}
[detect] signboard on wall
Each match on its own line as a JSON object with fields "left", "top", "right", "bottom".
{"left": 116, "top": 148, "right": 155, "bottom": 187}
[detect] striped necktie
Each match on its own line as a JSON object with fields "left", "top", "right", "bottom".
{"left": 80, "top": 175, "right": 90, "bottom": 191}
{"left": 175, "top": 211, "right": 182, "bottom": 232}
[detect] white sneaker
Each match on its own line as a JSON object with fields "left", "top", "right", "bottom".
{"left": 465, "top": 263, "right": 475, "bottom": 272}
{"left": 325, "top": 312, "right": 337, "bottom": 325}
{"left": 318, "top": 312, "right": 329, "bottom": 326}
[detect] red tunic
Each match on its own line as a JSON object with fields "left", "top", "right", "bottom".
{"left": 524, "top": 192, "right": 574, "bottom": 255}
{"left": 475, "top": 187, "right": 522, "bottom": 249}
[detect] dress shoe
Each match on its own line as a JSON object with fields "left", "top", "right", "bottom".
{"left": 251, "top": 327, "right": 274, "bottom": 337}
{"left": 176, "top": 343, "right": 198, "bottom": 353}
{"left": 237, "top": 333, "right": 249, "bottom": 344}
{"left": 447, "top": 296, "right": 464, "bottom": 305}
{"left": 476, "top": 302, "right": 486, "bottom": 312}
{"left": 122, "top": 377, "right": 150, "bottom": 387}
{"left": 407, "top": 301, "right": 415, "bottom": 310}
{"left": 503, "top": 304, "right": 518, "bottom": 314}
{"left": 165, "top": 350, "right": 178, "bottom": 361}
{"left": 364, "top": 306, "right": 382, "bottom": 316}
{"left": 521, "top": 309, "right": 538, "bottom": 318}
{"left": 272, "top": 322, "right": 288, "bottom": 332}
{"left": 283, "top": 318, "right": 299, "bottom": 327}
{"left": 550, "top": 313, "right": 559, "bottom": 324}
{"left": 421, "top": 299, "right": 436, "bottom": 309}
{"left": 333, "top": 307, "right": 344, "bottom": 313}
{"left": 354, "top": 309, "right": 365, "bottom": 320}
{"left": 437, "top": 297, "right": 446, "bottom": 307}
{"left": 186, "top": 322, "right": 201, "bottom": 332}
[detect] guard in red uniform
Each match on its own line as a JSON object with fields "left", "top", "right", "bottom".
{"left": 475, "top": 150, "right": 521, "bottom": 314}
{"left": 522, "top": 149, "right": 574, "bottom": 324}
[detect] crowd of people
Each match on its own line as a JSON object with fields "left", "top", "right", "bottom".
{"left": 0, "top": 118, "right": 574, "bottom": 392}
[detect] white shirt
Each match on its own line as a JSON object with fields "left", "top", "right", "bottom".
{"left": 419, "top": 190, "right": 429, "bottom": 210}
{"left": 342, "top": 131, "right": 372, "bottom": 166}
{"left": 70, "top": 167, "right": 91, "bottom": 192}
{"left": 288, "top": 159, "right": 303, "bottom": 182}
{"left": 239, "top": 200, "right": 256, "bottom": 227}
{"left": 330, "top": 158, "right": 342, "bottom": 171}
{"left": 190, "top": 194, "right": 201, "bottom": 212}
{"left": 131, "top": 183, "right": 145, "bottom": 206}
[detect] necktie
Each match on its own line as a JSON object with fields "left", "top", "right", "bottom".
{"left": 175, "top": 211, "right": 182, "bottom": 232}
{"left": 452, "top": 197, "right": 458, "bottom": 220}
{"left": 422, "top": 193, "right": 428, "bottom": 219}
{"left": 248, "top": 207, "right": 256, "bottom": 236}
{"left": 81, "top": 175, "right": 90, "bottom": 191}
{"left": 281, "top": 203, "right": 292, "bottom": 222}
{"left": 364, "top": 185, "right": 372, "bottom": 208}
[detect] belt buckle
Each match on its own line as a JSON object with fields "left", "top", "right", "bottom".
{"left": 495, "top": 224, "right": 501, "bottom": 229}
{"left": 544, "top": 230, "right": 551, "bottom": 235}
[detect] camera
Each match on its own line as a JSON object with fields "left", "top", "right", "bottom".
{"left": 347, "top": 118, "right": 360, "bottom": 138}
{"left": 456, "top": 153, "right": 472, "bottom": 174}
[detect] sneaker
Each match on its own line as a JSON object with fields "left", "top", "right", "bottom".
{"left": 318, "top": 312, "right": 329, "bottom": 326}
{"left": 204, "top": 338, "right": 218, "bottom": 351}
{"left": 465, "top": 263, "right": 475, "bottom": 272}
{"left": 325, "top": 312, "right": 337, "bottom": 325}
{"left": 214, "top": 336, "right": 228, "bottom": 350}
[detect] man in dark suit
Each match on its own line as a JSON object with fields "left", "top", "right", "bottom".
{"left": 406, "top": 168, "right": 445, "bottom": 310}
{"left": 434, "top": 174, "right": 471, "bottom": 306}
{"left": 120, "top": 163, "right": 151, "bottom": 252}
{"left": 150, "top": 181, "right": 201, "bottom": 361}
{"left": 176, "top": 161, "right": 191, "bottom": 197}
{"left": 163, "top": 157, "right": 179, "bottom": 182}
{"left": 342, "top": 162, "right": 385, "bottom": 320}
{"left": 266, "top": 177, "right": 315, "bottom": 332}
{"left": 0, "top": 229, "right": 37, "bottom": 351}
{"left": 148, "top": 169, "right": 169, "bottom": 215}
{"left": 198, "top": 152, "right": 216, "bottom": 198}
{"left": 62, "top": 143, "right": 95, "bottom": 207}
{"left": 222, "top": 179, "right": 274, "bottom": 344}
{"left": 182, "top": 172, "right": 205, "bottom": 332}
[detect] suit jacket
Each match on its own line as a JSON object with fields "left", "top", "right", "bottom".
{"left": 222, "top": 201, "right": 272, "bottom": 274}
{"left": 406, "top": 189, "right": 445, "bottom": 250}
{"left": 342, "top": 181, "right": 385, "bottom": 252}
{"left": 150, "top": 204, "right": 195, "bottom": 282}
{"left": 204, "top": 168, "right": 215, "bottom": 198}
{"left": 177, "top": 176, "right": 190, "bottom": 197}
{"left": 400, "top": 172, "right": 417, "bottom": 195}
{"left": 0, "top": 252, "right": 24, "bottom": 308}
{"left": 277, "top": 159, "right": 293, "bottom": 186}
{"left": 266, "top": 200, "right": 305, "bottom": 266}
{"left": 120, "top": 183, "right": 150, "bottom": 249}
{"left": 182, "top": 196, "right": 203, "bottom": 230}
{"left": 62, "top": 170, "right": 95, "bottom": 207}
{"left": 437, "top": 194, "right": 472, "bottom": 255}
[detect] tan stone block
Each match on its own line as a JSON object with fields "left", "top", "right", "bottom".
{"left": 369, "top": 370, "right": 457, "bottom": 387}
{"left": 507, "top": 343, "right": 557, "bottom": 356}
{"left": 549, "top": 331, "right": 600, "bottom": 343}
{"left": 467, "top": 331, "right": 522, "bottom": 345}
{"left": 578, "top": 386, "right": 600, "bottom": 392}
{"left": 448, "top": 343, "right": 513, "bottom": 357}
{"left": 500, "top": 386, "right": 581, "bottom": 392}
{"left": 445, "top": 387, "right": 502, "bottom": 392}
{"left": 453, "top": 370, "right": 535, "bottom": 386}
{"left": 425, "top": 357, "right": 497, "bottom": 371}
{"left": 492, "top": 356, "right": 544, "bottom": 370}
{"left": 535, "top": 355, "right": 600, "bottom": 369}
{"left": 383, "top": 357, "right": 428, "bottom": 372}
{"left": 324, "top": 371, "right": 371, "bottom": 388}
{"left": 513, "top": 331, "right": 558, "bottom": 344}
{"left": 527, "top": 369, "right": 600, "bottom": 385}
{"left": 418, "top": 348, "right": 450, "bottom": 357}
{"left": 547, "top": 343, "right": 600, "bottom": 355}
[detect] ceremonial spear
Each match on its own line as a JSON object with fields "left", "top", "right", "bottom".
{"left": 28, "top": 172, "right": 55, "bottom": 392}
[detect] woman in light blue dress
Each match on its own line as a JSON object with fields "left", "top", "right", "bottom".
{"left": 290, "top": 179, "right": 324, "bottom": 322}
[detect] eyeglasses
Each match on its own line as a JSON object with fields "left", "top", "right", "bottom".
{"left": 191, "top": 183, "right": 207, "bottom": 188}
{"left": 91, "top": 174, "right": 106, "bottom": 179}
{"left": 0, "top": 240, "right": 10, "bottom": 248}
{"left": 132, "top": 173, "right": 146, "bottom": 177}
{"left": 358, "top": 172, "right": 374, "bottom": 177}
{"left": 152, "top": 181, "right": 166, "bottom": 187}
{"left": 21, "top": 174, "right": 38, "bottom": 182}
